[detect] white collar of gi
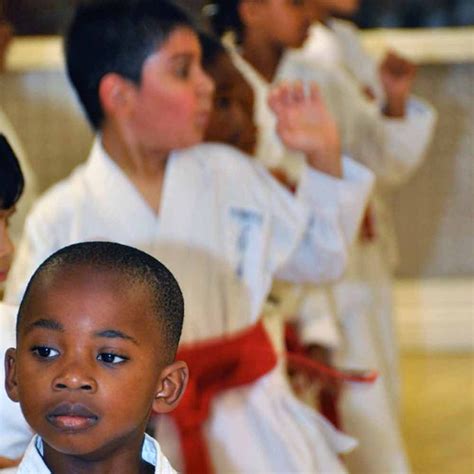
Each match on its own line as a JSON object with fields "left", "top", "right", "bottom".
{"left": 16, "top": 434, "right": 173, "bottom": 473}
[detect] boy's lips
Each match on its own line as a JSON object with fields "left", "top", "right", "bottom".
{"left": 47, "top": 402, "right": 99, "bottom": 432}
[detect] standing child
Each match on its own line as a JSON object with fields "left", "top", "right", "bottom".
{"left": 5, "top": 1, "right": 374, "bottom": 472}
{"left": 205, "top": 2, "right": 435, "bottom": 472}
{"left": 0, "top": 20, "right": 39, "bottom": 248}
{"left": 0, "top": 135, "right": 34, "bottom": 469}
{"left": 5, "top": 241, "right": 188, "bottom": 473}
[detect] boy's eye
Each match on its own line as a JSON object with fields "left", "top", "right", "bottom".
{"left": 97, "top": 353, "right": 128, "bottom": 365}
{"left": 32, "top": 346, "right": 60, "bottom": 359}
{"left": 215, "top": 96, "right": 231, "bottom": 109}
{"left": 174, "top": 61, "right": 191, "bottom": 79}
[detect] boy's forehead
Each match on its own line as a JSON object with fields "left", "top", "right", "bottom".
{"left": 23, "top": 264, "right": 153, "bottom": 321}
{"left": 19, "top": 265, "right": 164, "bottom": 345}
{"left": 154, "top": 26, "right": 200, "bottom": 56}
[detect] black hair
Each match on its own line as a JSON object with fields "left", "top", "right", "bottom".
{"left": 17, "top": 241, "right": 185, "bottom": 357}
{"left": 65, "top": 0, "right": 197, "bottom": 130}
{"left": 199, "top": 30, "right": 226, "bottom": 68}
{"left": 0, "top": 134, "right": 24, "bottom": 210}
{"left": 202, "top": 0, "right": 243, "bottom": 39}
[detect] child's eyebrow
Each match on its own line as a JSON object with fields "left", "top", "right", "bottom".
{"left": 169, "top": 52, "right": 199, "bottom": 62}
{"left": 93, "top": 329, "right": 139, "bottom": 345}
{"left": 24, "top": 318, "right": 64, "bottom": 334}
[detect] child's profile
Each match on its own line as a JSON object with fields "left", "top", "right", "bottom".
{"left": 5, "top": 241, "right": 188, "bottom": 473}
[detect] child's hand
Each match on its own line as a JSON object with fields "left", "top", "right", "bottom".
{"left": 380, "top": 51, "right": 416, "bottom": 118}
{"left": 268, "top": 82, "right": 342, "bottom": 178}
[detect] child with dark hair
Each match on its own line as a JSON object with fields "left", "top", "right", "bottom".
{"left": 203, "top": 2, "right": 435, "bottom": 472}
{"left": 0, "top": 110, "right": 38, "bottom": 249}
{"left": 205, "top": 0, "right": 436, "bottom": 185}
{"left": 0, "top": 134, "right": 34, "bottom": 469}
{"left": 5, "top": 1, "right": 375, "bottom": 472}
{"left": 5, "top": 241, "right": 188, "bottom": 473}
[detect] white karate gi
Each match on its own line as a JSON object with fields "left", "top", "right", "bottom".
{"left": 0, "top": 109, "right": 38, "bottom": 246}
{"left": 0, "top": 303, "right": 34, "bottom": 461}
{"left": 5, "top": 139, "right": 374, "bottom": 473}
{"left": 225, "top": 27, "right": 436, "bottom": 474}
{"left": 2, "top": 434, "right": 176, "bottom": 474}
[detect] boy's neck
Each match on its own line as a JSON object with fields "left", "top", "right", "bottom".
{"left": 241, "top": 32, "right": 284, "bottom": 83}
{"left": 101, "top": 125, "right": 167, "bottom": 215}
{"left": 42, "top": 434, "right": 154, "bottom": 474}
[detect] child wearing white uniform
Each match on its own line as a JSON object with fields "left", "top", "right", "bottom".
{"left": 5, "top": 1, "right": 374, "bottom": 473}
{"left": 0, "top": 110, "right": 38, "bottom": 250}
{"left": 0, "top": 135, "right": 33, "bottom": 470}
{"left": 204, "top": 1, "right": 435, "bottom": 472}
{"left": 4, "top": 241, "right": 189, "bottom": 474}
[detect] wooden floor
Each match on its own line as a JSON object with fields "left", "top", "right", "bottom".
{"left": 400, "top": 352, "right": 474, "bottom": 474}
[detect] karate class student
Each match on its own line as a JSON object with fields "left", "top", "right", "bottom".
{"left": 0, "top": 135, "right": 34, "bottom": 470}
{"left": 0, "top": 111, "right": 38, "bottom": 251}
{"left": 4, "top": 1, "right": 375, "bottom": 472}
{"left": 204, "top": 2, "right": 434, "bottom": 471}
{"left": 200, "top": 32, "right": 359, "bottom": 416}
{"left": 4, "top": 241, "right": 188, "bottom": 473}
{"left": 301, "top": 0, "right": 435, "bottom": 409}
{"left": 290, "top": 2, "right": 437, "bottom": 472}
{"left": 0, "top": 22, "right": 39, "bottom": 249}
{"left": 206, "top": 0, "right": 436, "bottom": 190}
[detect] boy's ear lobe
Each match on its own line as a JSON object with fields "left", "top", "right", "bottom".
{"left": 152, "top": 361, "right": 189, "bottom": 414}
{"left": 4, "top": 348, "right": 20, "bottom": 403}
{"left": 99, "top": 73, "right": 134, "bottom": 117}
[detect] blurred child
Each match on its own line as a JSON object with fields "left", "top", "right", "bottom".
{"left": 0, "top": 134, "right": 34, "bottom": 469}
{"left": 294, "top": 2, "right": 438, "bottom": 472}
{"left": 5, "top": 241, "right": 188, "bottom": 473}
{"left": 205, "top": 2, "right": 435, "bottom": 471}
{"left": 207, "top": 0, "right": 436, "bottom": 189}
{"left": 0, "top": 19, "right": 39, "bottom": 249}
{"left": 5, "top": 1, "right": 374, "bottom": 472}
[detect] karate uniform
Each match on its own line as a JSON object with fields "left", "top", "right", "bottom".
{"left": 225, "top": 27, "right": 436, "bottom": 474}
{"left": 0, "top": 303, "right": 34, "bottom": 462}
{"left": 2, "top": 434, "right": 176, "bottom": 474}
{"left": 0, "top": 109, "right": 38, "bottom": 246}
{"left": 5, "top": 140, "right": 374, "bottom": 473}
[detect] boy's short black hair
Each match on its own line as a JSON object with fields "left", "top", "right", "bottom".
{"left": 17, "top": 241, "right": 185, "bottom": 356}
{"left": 202, "top": 1, "right": 243, "bottom": 39}
{"left": 0, "top": 134, "right": 24, "bottom": 210}
{"left": 65, "top": 0, "right": 196, "bottom": 130}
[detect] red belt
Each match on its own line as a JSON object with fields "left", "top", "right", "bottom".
{"left": 168, "top": 320, "right": 278, "bottom": 474}
{"left": 285, "top": 322, "right": 378, "bottom": 429}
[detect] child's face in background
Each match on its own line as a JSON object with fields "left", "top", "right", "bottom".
{"left": 204, "top": 52, "right": 257, "bottom": 155}
{"left": 6, "top": 266, "right": 172, "bottom": 460}
{"left": 313, "top": 0, "right": 360, "bottom": 16}
{"left": 249, "top": 0, "right": 312, "bottom": 49}
{"left": 128, "top": 27, "right": 215, "bottom": 152}
{"left": 0, "top": 207, "right": 15, "bottom": 283}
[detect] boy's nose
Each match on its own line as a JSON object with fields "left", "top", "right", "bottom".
{"left": 52, "top": 364, "right": 98, "bottom": 393}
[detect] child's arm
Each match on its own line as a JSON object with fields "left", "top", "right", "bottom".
{"left": 268, "top": 82, "right": 342, "bottom": 178}
{"left": 380, "top": 51, "right": 417, "bottom": 119}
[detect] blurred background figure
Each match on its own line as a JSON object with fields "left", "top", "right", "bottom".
{"left": 0, "top": 2, "right": 38, "bottom": 264}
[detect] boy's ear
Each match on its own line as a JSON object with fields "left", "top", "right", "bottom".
{"left": 152, "top": 360, "right": 189, "bottom": 414}
{"left": 4, "top": 348, "right": 20, "bottom": 403}
{"left": 99, "top": 73, "right": 135, "bottom": 119}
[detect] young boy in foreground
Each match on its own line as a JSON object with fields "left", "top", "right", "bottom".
{"left": 5, "top": 241, "right": 189, "bottom": 473}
